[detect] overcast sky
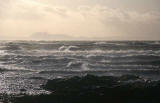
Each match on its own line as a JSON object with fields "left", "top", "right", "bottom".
{"left": 0, "top": 0, "right": 160, "bottom": 40}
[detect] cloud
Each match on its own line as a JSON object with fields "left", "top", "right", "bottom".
{"left": 77, "top": 6, "right": 160, "bottom": 22}
{"left": 1, "top": 0, "right": 159, "bottom": 23}
{"left": 0, "top": 0, "right": 160, "bottom": 40}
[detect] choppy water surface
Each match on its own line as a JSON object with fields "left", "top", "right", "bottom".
{"left": 0, "top": 41, "right": 160, "bottom": 95}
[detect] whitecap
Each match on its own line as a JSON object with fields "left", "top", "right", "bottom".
{"left": 94, "top": 42, "right": 107, "bottom": 45}
{"left": 101, "top": 60, "right": 112, "bottom": 63}
{"left": 81, "top": 63, "right": 90, "bottom": 71}
{"left": 86, "top": 54, "right": 97, "bottom": 58}
{"left": 66, "top": 61, "right": 82, "bottom": 67}
{"left": 66, "top": 61, "right": 90, "bottom": 71}
{"left": 58, "top": 45, "right": 79, "bottom": 52}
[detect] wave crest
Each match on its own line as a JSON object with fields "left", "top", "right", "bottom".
{"left": 58, "top": 45, "right": 79, "bottom": 52}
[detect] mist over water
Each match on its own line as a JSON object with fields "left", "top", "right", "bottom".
{"left": 0, "top": 41, "right": 160, "bottom": 95}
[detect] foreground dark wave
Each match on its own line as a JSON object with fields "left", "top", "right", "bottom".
{"left": 3, "top": 74, "right": 160, "bottom": 103}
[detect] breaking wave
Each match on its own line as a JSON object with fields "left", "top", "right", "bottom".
{"left": 58, "top": 45, "right": 79, "bottom": 52}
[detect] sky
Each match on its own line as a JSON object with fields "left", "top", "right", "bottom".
{"left": 0, "top": 0, "right": 160, "bottom": 40}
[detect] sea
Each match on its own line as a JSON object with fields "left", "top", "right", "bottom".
{"left": 0, "top": 41, "right": 160, "bottom": 95}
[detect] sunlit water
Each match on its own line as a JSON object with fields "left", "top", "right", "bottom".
{"left": 0, "top": 41, "right": 160, "bottom": 95}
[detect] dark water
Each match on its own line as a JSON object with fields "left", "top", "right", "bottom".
{"left": 0, "top": 41, "right": 160, "bottom": 95}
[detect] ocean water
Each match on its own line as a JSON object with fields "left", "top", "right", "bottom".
{"left": 0, "top": 41, "right": 160, "bottom": 95}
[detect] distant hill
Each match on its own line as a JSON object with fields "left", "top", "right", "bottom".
{"left": 30, "top": 32, "right": 75, "bottom": 40}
